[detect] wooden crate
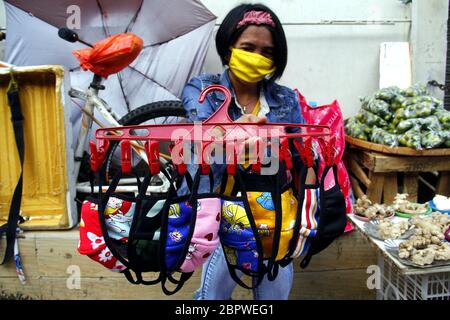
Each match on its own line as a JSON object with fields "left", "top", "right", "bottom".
{"left": 346, "top": 147, "right": 450, "bottom": 204}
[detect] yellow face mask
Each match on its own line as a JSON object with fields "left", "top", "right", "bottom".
{"left": 228, "top": 48, "right": 276, "bottom": 83}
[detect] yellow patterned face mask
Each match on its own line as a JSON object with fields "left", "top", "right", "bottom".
{"left": 247, "top": 189, "right": 298, "bottom": 260}
{"left": 228, "top": 48, "right": 276, "bottom": 83}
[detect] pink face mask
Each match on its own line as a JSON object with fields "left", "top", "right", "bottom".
{"left": 180, "top": 197, "right": 221, "bottom": 272}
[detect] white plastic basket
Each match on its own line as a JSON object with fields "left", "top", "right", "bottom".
{"left": 380, "top": 259, "right": 450, "bottom": 300}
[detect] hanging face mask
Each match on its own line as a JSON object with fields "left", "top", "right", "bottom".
{"left": 228, "top": 48, "right": 276, "bottom": 83}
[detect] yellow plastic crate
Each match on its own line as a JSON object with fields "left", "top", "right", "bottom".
{"left": 0, "top": 65, "right": 77, "bottom": 230}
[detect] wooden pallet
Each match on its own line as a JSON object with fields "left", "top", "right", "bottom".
{"left": 346, "top": 147, "right": 450, "bottom": 204}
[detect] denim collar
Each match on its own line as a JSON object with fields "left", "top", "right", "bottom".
{"left": 215, "top": 68, "right": 282, "bottom": 108}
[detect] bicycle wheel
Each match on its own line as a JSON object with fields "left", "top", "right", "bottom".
{"left": 103, "top": 100, "right": 187, "bottom": 194}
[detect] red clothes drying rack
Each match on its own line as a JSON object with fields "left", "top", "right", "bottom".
{"left": 89, "top": 85, "right": 336, "bottom": 176}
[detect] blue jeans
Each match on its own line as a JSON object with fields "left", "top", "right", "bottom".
{"left": 193, "top": 245, "right": 294, "bottom": 300}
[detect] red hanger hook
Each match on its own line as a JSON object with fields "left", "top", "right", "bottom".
{"left": 199, "top": 85, "right": 233, "bottom": 124}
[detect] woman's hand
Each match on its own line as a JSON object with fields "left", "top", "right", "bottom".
{"left": 234, "top": 115, "right": 267, "bottom": 157}
{"left": 235, "top": 114, "right": 267, "bottom": 124}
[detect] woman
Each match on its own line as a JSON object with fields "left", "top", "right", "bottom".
{"left": 180, "top": 3, "right": 304, "bottom": 300}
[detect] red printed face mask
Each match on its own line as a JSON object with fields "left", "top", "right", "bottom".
{"left": 78, "top": 198, "right": 131, "bottom": 272}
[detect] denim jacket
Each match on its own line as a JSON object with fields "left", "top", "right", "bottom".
{"left": 178, "top": 69, "right": 305, "bottom": 194}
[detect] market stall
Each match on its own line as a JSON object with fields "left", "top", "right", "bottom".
{"left": 344, "top": 82, "right": 450, "bottom": 300}
{"left": 349, "top": 211, "right": 450, "bottom": 300}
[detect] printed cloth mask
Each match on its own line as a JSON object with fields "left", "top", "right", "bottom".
{"left": 248, "top": 189, "right": 298, "bottom": 261}
{"left": 165, "top": 200, "right": 194, "bottom": 271}
{"left": 78, "top": 197, "right": 130, "bottom": 272}
{"left": 291, "top": 186, "right": 319, "bottom": 258}
{"left": 228, "top": 48, "right": 276, "bottom": 83}
{"left": 164, "top": 170, "right": 221, "bottom": 273}
{"left": 179, "top": 197, "right": 221, "bottom": 273}
{"left": 300, "top": 165, "right": 347, "bottom": 268}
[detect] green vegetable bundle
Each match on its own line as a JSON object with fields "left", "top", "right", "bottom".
{"left": 356, "top": 109, "right": 388, "bottom": 127}
{"left": 347, "top": 83, "right": 449, "bottom": 150}
{"left": 344, "top": 118, "right": 370, "bottom": 141}
{"left": 361, "top": 98, "right": 392, "bottom": 121}
{"left": 398, "top": 126, "right": 422, "bottom": 150}
{"left": 371, "top": 127, "right": 398, "bottom": 147}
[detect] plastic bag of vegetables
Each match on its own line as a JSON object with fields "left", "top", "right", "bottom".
{"left": 390, "top": 95, "right": 407, "bottom": 110}
{"left": 345, "top": 117, "right": 371, "bottom": 140}
{"left": 421, "top": 130, "right": 444, "bottom": 149}
{"left": 396, "top": 118, "right": 423, "bottom": 133}
{"left": 398, "top": 125, "right": 422, "bottom": 150}
{"left": 403, "top": 101, "right": 436, "bottom": 119}
{"left": 371, "top": 127, "right": 399, "bottom": 147}
{"left": 356, "top": 109, "right": 388, "bottom": 127}
{"left": 435, "top": 108, "right": 450, "bottom": 130}
{"left": 400, "top": 83, "right": 428, "bottom": 97}
{"left": 421, "top": 115, "right": 442, "bottom": 132}
{"left": 441, "top": 130, "right": 450, "bottom": 148}
{"left": 361, "top": 98, "right": 392, "bottom": 121}
{"left": 374, "top": 86, "right": 401, "bottom": 102}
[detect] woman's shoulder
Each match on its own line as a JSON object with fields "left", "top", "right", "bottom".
{"left": 266, "top": 80, "right": 297, "bottom": 98}
{"left": 186, "top": 73, "right": 222, "bottom": 89}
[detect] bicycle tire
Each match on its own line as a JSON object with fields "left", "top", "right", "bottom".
{"left": 104, "top": 100, "right": 187, "bottom": 183}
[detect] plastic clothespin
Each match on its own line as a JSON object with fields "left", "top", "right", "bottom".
{"left": 318, "top": 136, "right": 336, "bottom": 167}
{"left": 226, "top": 144, "right": 237, "bottom": 175}
{"left": 169, "top": 141, "right": 187, "bottom": 176}
{"left": 145, "top": 141, "right": 160, "bottom": 175}
{"left": 121, "top": 140, "right": 132, "bottom": 174}
{"left": 89, "top": 139, "right": 110, "bottom": 172}
{"left": 294, "top": 138, "right": 314, "bottom": 168}
{"left": 303, "top": 138, "right": 315, "bottom": 168}
{"left": 280, "top": 137, "right": 293, "bottom": 170}
{"left": 251, "top": 139, "right": 262, "bottom": 174}
{"left": 199, "top": 141, "right": 211, "bottom": 175}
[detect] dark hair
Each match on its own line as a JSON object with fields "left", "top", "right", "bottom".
{"left": 215, "top": 3, "right": 288, "bottom": 81}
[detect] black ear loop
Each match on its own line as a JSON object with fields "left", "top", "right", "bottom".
{"left": 266, "top": 160, "right": 286, "bottom": 281}
{"left": 163, "top": 168, "right": 215, "bottom": 293}
{"left": 219, "top": 167, "right": 267, "bottom": 290}
{"left": 165, "top": 169, "right": 207, "bottom": 291}
{"left": 299, "top": 164, "right": 336, "bottom": 269}
{"left": 126, "top": 167, "right": 174, "bottom": 286}
{"left": 278, "top": 138, "right": 320, "bottom": 268}
{"left": 96, "top": 165, "right": 143, "bottom": 284}
{"left": 158, "top": 169, "right": 199, "bottom": 295}
{"left": 280, "top": 162, "right": 320, "bottom": 268}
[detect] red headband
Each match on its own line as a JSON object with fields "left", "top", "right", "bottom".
{"left": 237, "top": 10, "right": 276, "bottom": 29}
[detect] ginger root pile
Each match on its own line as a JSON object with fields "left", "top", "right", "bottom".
{"left": 355, "top": 195, "right": 394, "bottom": 220}
{"left": 397, "top": 213, "right": 450, "bottom": 266}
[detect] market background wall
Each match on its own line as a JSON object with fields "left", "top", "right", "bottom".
{"left": 201, "top": 0, "right": 447, "bottom": 118}
{"left": 0, "top": 0, "right": 447, "bottom": 117}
